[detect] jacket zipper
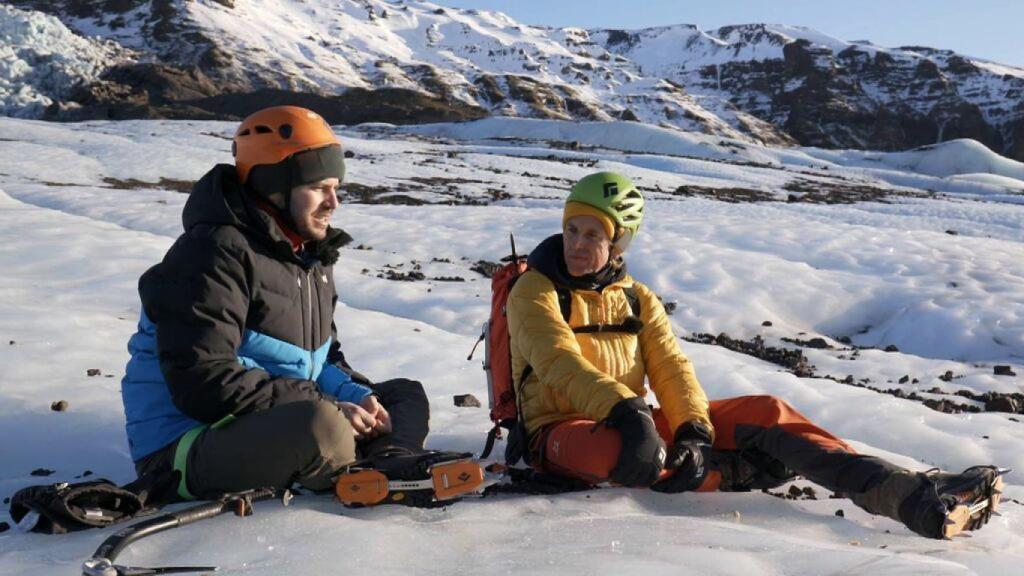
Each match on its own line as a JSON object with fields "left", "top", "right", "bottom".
{"left": 306, "top": 269, "right": 314, "bottom": 380}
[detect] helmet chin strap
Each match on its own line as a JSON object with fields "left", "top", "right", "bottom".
{"left": 612, "top": 227, "right": 633, "bottom": 254}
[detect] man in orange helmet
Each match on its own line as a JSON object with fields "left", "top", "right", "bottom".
{"left": 121, "top": 106, "right": 475, "bottom": 507}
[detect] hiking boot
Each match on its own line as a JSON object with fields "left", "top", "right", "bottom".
{"left": 898, "top": 465, "right": 1007, "bottom": 539}
{"left": 335, "top": 450, "right": 488, "bottom": 508}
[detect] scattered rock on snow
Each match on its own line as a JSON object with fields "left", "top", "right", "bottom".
{"left": 102, "top": 177, "right": 193, "bottom": 194}
{"left": 994, "top": 365, "right": 1017, "bottom": 376}
{"left": 50, "top": 400, "right": 69, "bottom": 412}
{"left": 883, "top": 344, "right": 899, "bottom": 352}
{"left": 453, "top": 394, "right": 482, "bottom": 408}
{"left": 380, "top": 270, "right": 426, "bottom": 282}
{"left": 685, "top": 333, "right": 815, "bottom": 378}
{"left": 30, "top": 468, "right": 55, "bottom": 477}
{"left": 0, "top": 521, "right": 9, "bottom": 533}
{"left": 923, "top": 398, "right": 959, "bottom": 414}
{"left": 782, "top": 336, "right": 831, "bottom": 349}
{"left": 939, "top": 370, "right": 955, "bottom": 382}
{"left": 470, "top": 260, "right": 502, "bottom": 278}
{"left": 835, "top": 509, "right": 845, "bottom": 518}
{"left": 985, "top": 396, "right": 1022, "bottom": 414}
{"left": 671, "top": 184, "right": 774, "bottom": 203}
{"left": 762, "top": 320, "right": 773, "bottom": 327}
{"left": 86, "top": 368, "right": 102, "bottom": 377}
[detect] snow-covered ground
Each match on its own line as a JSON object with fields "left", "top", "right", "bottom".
{"left": 0, "top": 117, "right": 1022, "bottom": 575}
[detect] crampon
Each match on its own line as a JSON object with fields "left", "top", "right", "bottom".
{"left": 901, "top": 465, "right": 1011, "bottom": 539}
{"left": 935, "top": 466, "right": 1010, "bottom": 539}
{"left": 335, "top": 451, "right": 496, "bottom": 508}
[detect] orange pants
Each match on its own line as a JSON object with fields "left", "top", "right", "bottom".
{"left": 534, "top": 395, "right": 896, "bottom": 494}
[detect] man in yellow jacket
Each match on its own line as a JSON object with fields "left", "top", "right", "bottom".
{"left": 506, "top": 171, "right": 1004, "bottom": 539}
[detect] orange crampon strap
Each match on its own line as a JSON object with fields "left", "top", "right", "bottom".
{"left": 335, "top": 459, "right": 486, "bottom": 506}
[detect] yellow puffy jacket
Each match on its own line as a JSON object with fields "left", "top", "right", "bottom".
{"left": 507, "top": 264, "right": 713, "bottom": 441}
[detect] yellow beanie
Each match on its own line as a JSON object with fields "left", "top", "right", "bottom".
{"left": 563, "top": 201, "right": 616, "bottom": 241}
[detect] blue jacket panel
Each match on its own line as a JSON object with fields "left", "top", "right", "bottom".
{"left": 123, "top": 313, "right": 372, "bottom": 462}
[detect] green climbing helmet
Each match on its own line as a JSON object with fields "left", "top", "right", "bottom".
{"left": 567, "top": 171, "right": 645, "bottom": 247}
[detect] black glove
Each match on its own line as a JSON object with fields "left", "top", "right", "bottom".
{"left": 604, "top": 397, "right": 666, "bottom": 487}
{"left": 651, "top": 421, "right": 713, "bottom": 493}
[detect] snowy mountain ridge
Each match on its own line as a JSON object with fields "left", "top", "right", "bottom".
{"left": 3, "top": 0, "right": 1024, "bottom": 160}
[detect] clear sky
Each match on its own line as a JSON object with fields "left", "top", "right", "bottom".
{"left": 434, "top": 0, "right": 1024, "bottom": 67}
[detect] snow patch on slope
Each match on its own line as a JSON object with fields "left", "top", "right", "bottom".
{"left": 880, "top": 139, "right": 1024, "bottom": 181}
{"left": 0, "top": 4, "right": 132, "bottom": 116}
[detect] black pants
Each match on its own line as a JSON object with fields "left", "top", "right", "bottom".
{"left": 135, "top": 378, "right": 429, "bottom": 501}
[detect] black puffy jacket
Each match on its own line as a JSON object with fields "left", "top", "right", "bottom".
{"left": 121, "top": 164, "right": 366, "bottom": 461}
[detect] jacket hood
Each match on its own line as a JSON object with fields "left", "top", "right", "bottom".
{"left": 183, "top": 164, "right": 351, "bottom": 265}
{"left": 183, "top": 164, "right": 251, "bottom": 231}
{"left": 527, "top": 234, "right": 626, "bottom": 292}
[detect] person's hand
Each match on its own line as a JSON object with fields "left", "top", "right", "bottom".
{"left": 337, "top": 401, "right": 378, "bottom": 440}
{"left": 604, "top": 397, "right": 666, "bottom": 487}
{"left": 652, "top": 421, "right": 713, "bottom": 493}
{"left": 359, "top": 394, "right": 392, "bottom": 435}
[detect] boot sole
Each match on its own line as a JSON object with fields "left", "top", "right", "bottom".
{"left": 336, "top": 460, "right": 486, "bottom": 506}
{"left": 942, "top": 474, "right": 1004, "bottom": 539}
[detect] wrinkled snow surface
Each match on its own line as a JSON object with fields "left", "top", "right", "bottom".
{"left": 0, "top": 117, "right": 1022, "bottom": 575}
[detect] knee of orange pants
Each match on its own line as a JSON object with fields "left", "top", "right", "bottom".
{"left": 538, "top": 419, "right": 622, "bottom": 484}
{"left": 538, "top": 412, "right": 685, "bottom": 486}
{"left": 709, "top": 394, "right": 854, "bottom": 454}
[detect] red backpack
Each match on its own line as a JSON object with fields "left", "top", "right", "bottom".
{"left": 467, "top": 235, "right": 528, "bottom": 463}
{"left": 469, "top": 235, "right": 642, "bottom": 466}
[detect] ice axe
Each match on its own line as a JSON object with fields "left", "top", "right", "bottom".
{"left": 81, "top": 487, "right": 290, "bottom": 576}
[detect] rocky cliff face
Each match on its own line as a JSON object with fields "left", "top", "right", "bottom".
{"left": 4, "top": 1, "right": 1022, "bottom": 159}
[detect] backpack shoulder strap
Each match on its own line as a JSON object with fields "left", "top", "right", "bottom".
{"left": 623, "top": 285, "right": 641, "bottom": 318}
{"left": 554, "top": 286, "right": 572, "bottom": 323}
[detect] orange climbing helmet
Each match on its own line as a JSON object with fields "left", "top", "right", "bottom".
{"left": 232, "top": 106, "right": 345, "bottom": 207}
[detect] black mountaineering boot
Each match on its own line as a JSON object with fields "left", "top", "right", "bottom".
{"left": 897, "top": 465, "right": 1008, "bottom": 539}
{"left": 335, "top": 451, "right": 488, "bottom": 508}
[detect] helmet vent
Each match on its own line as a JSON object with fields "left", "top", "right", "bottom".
{"left": 238, "top": 128, "right": 251, "bottom": 136}
{"left": 279, "top": 123, "right": 293, "bottom": 139}
{"left": 254, "top": 125, "right": 273, "bottom": 134}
